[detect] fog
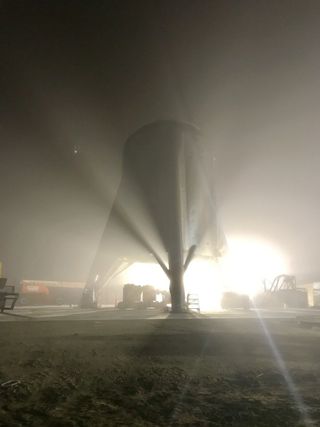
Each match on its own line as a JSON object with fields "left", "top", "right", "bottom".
{"left": 1, "top": 0, "right": 320, "bottom": 284}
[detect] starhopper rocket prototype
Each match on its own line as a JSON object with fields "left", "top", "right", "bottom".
{"left": 82, "top": 120, "right": 225, "bottom": 312}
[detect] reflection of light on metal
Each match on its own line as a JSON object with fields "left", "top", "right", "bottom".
{"left": 220, "top": 236, "right": 288, "bottom": 297}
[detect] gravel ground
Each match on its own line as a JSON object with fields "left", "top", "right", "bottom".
{"left": 0, "top": 318, "right": 319, "bottom": 426}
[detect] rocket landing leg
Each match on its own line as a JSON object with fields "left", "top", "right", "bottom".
{"left": 169, "top": 254, "right": 186, "bottom": 313}
{"left": 170, "top": 276, "right": 186, "bottom": 312}
{"left": 168, "top": 245, "right": 197, "bottom": 312}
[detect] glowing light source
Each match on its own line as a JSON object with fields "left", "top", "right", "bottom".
{"left": 184, "top": 259, "right": 223, "bottom": 311}
{"left": 123, "top": 259, "right": 223, "bottom": 312}
{"left": 124, "top": 262, "right": 169, "bottom": 290}
{"left": 220, "top": 235, "right": 288, "bottom": 297}
{"left": 120, "top": 236, "right": 287, "bottom": 312}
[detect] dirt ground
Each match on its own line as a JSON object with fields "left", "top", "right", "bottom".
{"left": 0, "top": 317, "right": 320, "bottom": 426}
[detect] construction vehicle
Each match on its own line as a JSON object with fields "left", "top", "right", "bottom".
{"left": 254, "top": 274, "right": 308, "bottom": 308}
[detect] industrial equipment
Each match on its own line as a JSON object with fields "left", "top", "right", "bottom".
{"left": 0, "top": 278, "right": 19, "bottom": 312}
{"left": 118, "top": 284, "right": 170, "bottom": 309}
{"left": 18, "top": 280, "right": 85, "bottom": 306}
{"left": 254, "top": 274, "right": 308, "bottom": 308}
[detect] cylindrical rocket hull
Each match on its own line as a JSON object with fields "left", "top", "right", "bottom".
{"left": 82, "top": 120, "right": 225, "bottom": 311}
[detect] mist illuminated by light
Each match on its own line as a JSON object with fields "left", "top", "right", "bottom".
{"left": 184, "top": 259, "right": 223, "bottom": 311}
{"left": 121, "top": 236, "right": 288, "bottom": 311}
{"left": 123, "top": 262, "right": 169, "bottom": 290}
{"left": 220, "top": 235, "right": 288, "bottom": 297}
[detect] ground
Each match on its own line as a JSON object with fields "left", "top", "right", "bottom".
{"left": 0, "top": 308, "right": 320, "bottom": 426}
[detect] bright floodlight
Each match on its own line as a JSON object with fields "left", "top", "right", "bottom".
{"left": 220, "top": 236, "right": 288, "bottom": 297}
{"left": 122, "top": 236, "right": 287, "bottom": 311}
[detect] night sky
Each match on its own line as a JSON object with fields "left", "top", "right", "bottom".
{"left": 1, "top": 0, "right": 320, "bottom": 284}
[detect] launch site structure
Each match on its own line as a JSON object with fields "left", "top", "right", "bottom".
{"left": 82, "top": 120, "right": 225, "bottom": 312}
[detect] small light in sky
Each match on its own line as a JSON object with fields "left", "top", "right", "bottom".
{"left": 73, "top": 145, "right": 80, "bottom": 155}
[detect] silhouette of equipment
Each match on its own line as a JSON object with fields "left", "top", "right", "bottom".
{"left": 0, "top": 278, "right": 19, "bottom": 312}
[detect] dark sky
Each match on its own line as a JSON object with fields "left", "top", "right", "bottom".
{"left": 1, "top": 0, "right": 320, "bottom": 283}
